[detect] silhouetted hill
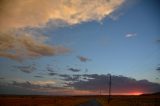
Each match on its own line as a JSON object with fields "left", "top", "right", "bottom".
{"left": 141, "top": 92, "right": 160, "bottom": 96}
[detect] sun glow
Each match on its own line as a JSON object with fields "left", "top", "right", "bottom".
{"left": 130, "top": 92, "right": 143, "bottom": 95}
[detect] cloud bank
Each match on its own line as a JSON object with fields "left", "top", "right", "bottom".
{"left": 0, "top": 80, "right": 92, "bottom": 95}
{"left": 0, "top": 0, "right": 124, "bottom": 60}
{"left": 1, "top": 74, "right": 160, "bottom": 95}
{"left": 64, "top": 74, "right": 160, "bottom": 94}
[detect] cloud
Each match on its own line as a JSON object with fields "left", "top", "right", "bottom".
{"left": 68, "top": 68, "right": 81, "bottom": 72}
{"left": 14, "top": 64, "right": 36, "bottom": 73}
{"left": 156, "top": 67, "right": 160, "bottom": 73}
{"left": 48, "top": 72, "right": 57, "bottom": 76}
{"left": 0, "top": 31, "right": 69, "bottom": 60}
{"left": 46, "top": 66, "right": 55, "bottom": 72}
{"left": 1, "top": 74, "right": 160, "bottom": 95}
{"left": 0, "top": 0, "right": 124, "bottom": 60}
{"left": 0, "top": 80, "right": 92, "bottom": 95}
{"left": 59, "top": 74, "right": 81, "bottom": 82}
{"left": 157, "top": 67, "right": 160, "bottom": 70}
{"left": 34, "top": 75, "right": 44, "bottom": 78}
{"left": 65, "top": 74, "right": 160, "bottom": 94}
{"left": 59, "top": 74, "right": 71, "bottom": 78}
{"left": 0, "top": 77, "right": 4, "bottom": 80}
{"left": 2, "top": 80, "right": 57, "bottom": 89}
{"left": 12, "top": 81, "right": 40, "bottom": 89}
{"left": 77, "top": 56, "right": 90, "bottom": 62}
{"left": 157, "top": 39, "right": 160, "bottom": 42}
{"left": 3, "top": 80, "right": 63, "bottom": 94}
{"left": 45, "top": 66, "right": 58, "bottom": 76}
{"left": 125, "top": 33, "right": 137, "bottom": 38}
{"left": 109, "top": 12, "right": 124, "bottom": 21}
{"left": 31, "top": 80, "right": 56, "bottom": 85}
{"left": 0, "top": 0, "right": 124, "bottom": 31}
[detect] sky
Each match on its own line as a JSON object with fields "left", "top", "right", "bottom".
{"left": 0, "top": 0, "right": 160, "bottom": 95}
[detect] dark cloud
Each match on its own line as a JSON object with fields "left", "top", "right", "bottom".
{"left": 45, "top": 66, "right": 58, "bottom": 76}
{"left": 0, "top": 84, "right": 45, "bottom": 95}
{"left": 65, "top": 74, "right": 160, "bottom": 94}
{"left": 77, "top": 56, "right": 90, "bottom": 62}
{"left": 59, "top": 74, "right": 70, "bottom": 78}
{"left": 59, "top": 74, "right": 72, "bottom": 81}
{"left": 0, "top": 77, "right": 4, "bottom": 80}
{"left": 68, "top": 68, "right": 81, "bottom": 72}
{"left": 0, "top": 80, "right": 66, "bottom": 95}
{"left": 1, "top": 74, "right": 160, "bottom": 95}
{"left": 0, "top": 80, "right": 92, "bottom": 95}
{"left": 48, "top": 72, "right": 57, "bottom": 76}
{"left": 156, "top": 66, "right": 160, "bottom": 75}
{"left": 10, "top": 81, "right": 64, "bottom": 91}
{"left": 34, "top": 75, "right": 44, "bottom": 78}
{"left": 156, "top": 67, "right": 160, "bottom": 72}
{"left": 14, "top": 64, "right": 36, "bottom": 73}
{"left": 157, "top": 39, "right": 160, "bottom": 42}
{"left": 12, "top": 81, "right": 39, "bottom": 89}
{"left": 59, "top": 74, "right": 81, "bottom": 82}
{"left": 46, "top": 66, "right": 55, "bottom": 72}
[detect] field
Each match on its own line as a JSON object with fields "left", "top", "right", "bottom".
{"left": 0, "top": 95, "right": 160, "bottom": 106}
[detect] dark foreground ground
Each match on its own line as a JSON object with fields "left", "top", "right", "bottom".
{"left": 0, "top": 95, "right": 160, "bottom": 106}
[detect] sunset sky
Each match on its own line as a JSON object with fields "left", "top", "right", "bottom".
{"left": 0, "top": 0, "right": 160, "bottom": 95}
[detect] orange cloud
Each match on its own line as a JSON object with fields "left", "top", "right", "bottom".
{"left": 0, "top": 0, "right": 124, "bottom": 60}
{"left": 0, "top": 0, "right": 124, "bottom": 31}
{"left": 0, "top": 31, "right": 69, "bottom": 60}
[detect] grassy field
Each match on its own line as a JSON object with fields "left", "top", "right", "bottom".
{"left": 0, "top": 95, "right": 160, "bottom": 106}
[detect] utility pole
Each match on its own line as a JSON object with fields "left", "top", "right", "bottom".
{"left": 108, "top": 74, "right": 112, "bottom": 104}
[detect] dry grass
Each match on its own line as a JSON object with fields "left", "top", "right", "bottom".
{"left": 96, "top": 95, "right": 160, "bottom": 106}
{"left": 0, "top": 95, "right": 159, "bottom": 106}
{"left": 0, "top": 95, "right": 92, "bottom": 106}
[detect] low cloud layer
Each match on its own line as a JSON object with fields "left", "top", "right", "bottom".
{"left": 0, "top": 80, "right": 63, "bottom": 95}
{"left": 65, "top": 74, "right": 160, "bottom": 94}
{"left": 0, "top": 80, "right": 91, "bottom": 95}
{"left": 1, "top": 74, "right": 160, "bottom": 95}
{"left": 13, "top": 80, "right": 57, "bottom": 89}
